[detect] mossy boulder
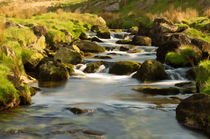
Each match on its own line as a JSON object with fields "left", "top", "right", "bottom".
{"left": 38, "top": 60, "right": 70, "bottom": 82}
{"left": 132, "top": 36, "right": 152, "bottom": 46}
{"left": 84, "top": 61, "right": 105, "bottom": 73}
{"left": 54, "top": 47, "right": 83, "bottom": 65}
{"left": 74, "top": 40, "right": 105, "bottom": 53}
{"left": 176, "top": 94, "right": 210, "bottom": 136}
{"left": 133, "top": 60, "right": 167, "bottom": 82}
{"left": 133, "top": 86, "right": 180, "bottom": 95}
{"left": 116, "top": 39, "right": 132, "bottom": 44}
{"left": 97, "top": 31, "right": 111, "bottom": 39}
{"left": 109, "top": 61, "right": 141, "bottom": 75}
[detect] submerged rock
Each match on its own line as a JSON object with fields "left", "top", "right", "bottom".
{"left": 74, "top": 40, "right": 105, "bottom": 53}
{"left": 84, "top": 61, "right": 105, "bottom": 73}
{"left": 133, "top": 60, "right": 167, "bottom": 82}
{"left": 133, "top": 86, "right": 180, "bottom": 95}
{"left": 116, "top": 39, "right": 132, "bottom": 44}
{"left": 91, "top": 36, "right": 103, "bottom": 42}
{"left": 109, "top": 61, "right": 141, "bottom": 75}
{"left": 176, "top": 94, "right": 210, "bottom": 136}
{"left": 67, "top": 107, "right": 89, "bottom": 115}
{"left": 94, "top": 55, "right": 112, "bottom": 59}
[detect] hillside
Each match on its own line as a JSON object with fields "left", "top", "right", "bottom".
{"left": 50, "top": 0, "right": 210, "bottom": 28}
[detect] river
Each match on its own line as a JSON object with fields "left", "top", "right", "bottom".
{"left": 0, "top": 31, "right": 207, "bottom": 139}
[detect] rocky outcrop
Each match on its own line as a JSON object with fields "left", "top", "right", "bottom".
{"left": 176, "top": 94, "right": 210, "bottom": 136}
{"left": 133, "top": 60, "right": 168, "bottom": 82}
{"left": 74, "top": 40, "right": 105, "bottom": 53}
{"left": 54, "top": 47, "right": 83, "bottom": 65}
{"left": 109, "top": 61, "right": 141, "bottom": 75}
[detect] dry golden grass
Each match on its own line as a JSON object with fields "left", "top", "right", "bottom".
{"left": 0, "top": 20, "right": 5, "bottom": 45}
{"left": 0, "top": 0, "right": 66, "bottom": 18}
{"left": 145, "top": 6, "right": 199, "bottom": 23}
{"left": 203, "top": 8, "right": 210, "bottom": 18}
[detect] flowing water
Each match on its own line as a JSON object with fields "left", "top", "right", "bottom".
{"left": 0, "top": 32, "right": 208, "bottom": 139}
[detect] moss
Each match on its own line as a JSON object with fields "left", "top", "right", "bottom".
{"left": 0, "top": 65, "right": 19, "bottom": 106}
{"left": 45, "top": 29, "right": 67, "bottom": 45}
{"left": 109, "top": 61, "right": 140, "bottom": 75}
{"left": 165, "top": 52, "right": 185, "bottom": 66}
{"left": 185, "top": 28, "right": 210, "bottom": 43}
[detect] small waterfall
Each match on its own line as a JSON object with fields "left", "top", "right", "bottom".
{"left": 95, "top": 65, "right": 106, "bottom": 73}
{"left": 166, "top": 67, "right": 190, "bottom": 80}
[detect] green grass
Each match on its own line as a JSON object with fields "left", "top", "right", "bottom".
{"left": 196, "top": 60, "right": 210, "bottom": 95}
{"left": 185, "top": 28, "right": 210, "bottom": 43}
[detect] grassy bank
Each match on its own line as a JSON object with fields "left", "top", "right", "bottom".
{"left": 0, "top": 10, "right": 107, "bottom": 109}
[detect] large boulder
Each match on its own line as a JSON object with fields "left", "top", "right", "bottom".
{"left": 54, "top": 47, "right": 83, "bottom": 65}
{"left": 84, "top": 61, "right": 105, "bottom": 73}
{"left": 96, "top": 31, "right": 111, "bottom": 39}
{"left": 74, "top": 40, "right": 105, "bottom": 53}
{"left": 132, "top": 36, "right": 152, "bottom": 46}
{"left": 38, "top": 60, "right": 70, "bottom": 82}
{"left": 109, "top": 61, "right": 141, "bottom": 75}
{"left": 176, "top": 94, "right": 210, "bottom": 136}
{"left": 133, "top": 60, "right": 168, "bottom": 82}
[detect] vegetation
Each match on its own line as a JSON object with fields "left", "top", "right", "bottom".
{"left": 196, "top": 60, "right": 210, "bottom": 95}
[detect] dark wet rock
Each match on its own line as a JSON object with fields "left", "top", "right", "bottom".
{"left": 67, "top": 107, "right": 89, "bottom": 114}
{"left": 175, "top": 82, "right": 195, "bottom": 87}
{"left": 107, "top": 52, "right": 123, "bottom": 56}
{"left": 191, "top": 38, "right": 210, "bottom": 59}
{"left": 133, "top": 60, "right": 168, "bottom": 82}
{"left": 79, "top": 32, "right": 89, "bottom": 40}
{"left": 94, "top": 55, "right": 112, "bottom": 59}
{"left": 116, "top": 39, "right": 132, "bottom": 44}
{"left": 119, "top": 46, "right": 129, "bottom": 51}
{"left": 91, "top": 25, "right": 100, "bottom": 33}
{"left": 104, "top": 46, "right": 117, "bottom": 51}
{"left": 156, "top": 41, "right": 181, "bottom": 62}
{"left": 84, "top": 61, "right": 105, "bottom": 73}
{"left": 33, "top": 25, "right": 48, "bottom": 37}
{"left": 74, "top": 40, "right": 105, "bottom": 53}
{"left": 186, "top": 68, "right": 196, "bottom": 80}
{"left": 96, "top": 31, "right": 111, "bottom": 39}
{"left": 91, "top": 37, "right": 103, "bottom": 42}
{"left": 176, "top": 94, "right": 210, "bottom": 136}
{"left": 54, "top": 47, "right": 83, "bottom": 65}
{"left": 38, "top": 60, "right": 70, "bottom": 82}
{"left": 114, "top": 33, "right": 125, "bottom": 39}
{"left": 109, "top": 61, "right": 141, "bottom": 75}
{"left": 83, "top": 130, "right": 104, "bottom": 136}
{"left": 132, "top": 36, "right": 152, "bottom": 46}
{"left": 133, "top": 86, "right": 180, "bottom": 95}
